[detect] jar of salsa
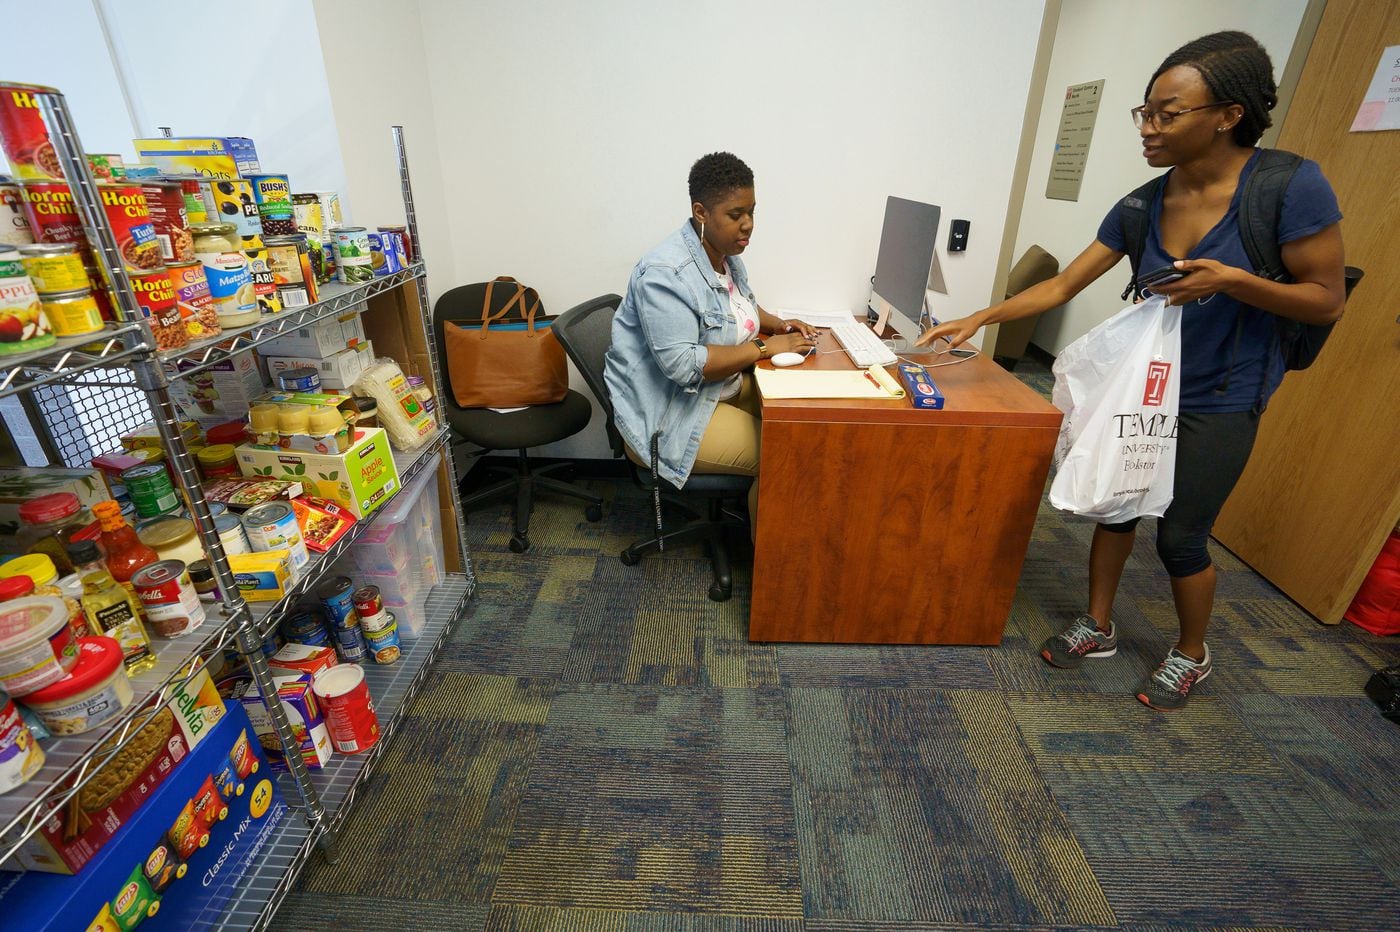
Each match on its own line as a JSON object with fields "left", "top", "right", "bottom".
{"left": 195, "top": 443, "right": 238, "bottom": 480}
{"left": 15, "top": 492, "right": 95, "bottom": 576}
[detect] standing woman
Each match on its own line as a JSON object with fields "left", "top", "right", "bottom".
{"left": 604, "top": 152, "right": 816, "bottom": 523}
{"left": 919, "top": 32, "right": 1345, "bottom": 709}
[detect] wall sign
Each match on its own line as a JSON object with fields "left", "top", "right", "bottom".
{"left": 1350, "top": 45, "right": 1400, "bottom": 132}
{"left": 1046, "top": 79, "right": 1105, "bottom": 202}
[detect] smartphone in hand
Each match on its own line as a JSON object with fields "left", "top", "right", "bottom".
{"left": 1138, "top": 265, "right": 1191, "bottom": 288}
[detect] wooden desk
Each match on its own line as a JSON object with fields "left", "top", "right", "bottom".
{"left": 749, "top": 332, "right": 1061, "bottom": 644}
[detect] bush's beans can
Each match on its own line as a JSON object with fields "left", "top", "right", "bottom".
{"left": 18, "top": 243, "right": 85, "bottom": 293}
{"left": 168, "top": 260, "right": 221, "bottom": 341}
{"left": 352, "top": 585, "right": 383, "bottom": 621}
{"left": 316, "top": 575, "right": 357, "bottom": 627}
{"left": 131, "top": 268, "right": 188, "bottom": 351}
{"left": 241, "top": 501, "right": 309, "bottom": 574}
{"left": 39, "top": 288, "right": 104, "bottom": 337}
{"left": 132, "top": 560, "right": 206, "bottom": 637}
{"left": 18, "top": 181, "right": 83, "bottom": 244}
{"left": 332, "top": 227, "right": 372, "bottom": 284}
{"left": 365, "top": 616, "right": 400, "bottom": 664}
{"left": 331, "top": 621, "right": 368, "bottom": 663}
{"left": 97, "top": 184, "right": 162, "bottom": 272}
{"left": 246, "top": 174, "right": 296, "bottom": 236}
{"left": 264, "top": 234, "right": 317, "bottom": 307}
{"left": 123, "top": 462, "right": 180, "bottom": 517}
{"left": 378, "top": 225, "right": 411, "bottom": 263}
{"left": 142, "top": 181, "right": 194, "bottom": 263}
{"left": 312, "top": 664, "right": 380, "bottom": 754}
{"left": 0, "top": 84, "right": 62, "bottom": 181}
{"left": 367, "top": 231, "right": 402, "bottom": 277}
{"left": 1, "top": 179, "right": 34, "bottom": 246}
{"left": 204, "top": 179, "right": 262, "bottom": 240}
{"left": 242, "top": 242, "right": 282, "bottom": 315}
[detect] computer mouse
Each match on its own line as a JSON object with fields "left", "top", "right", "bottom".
{"left": 771, "top": 352, "right": 805, "bottom": 367}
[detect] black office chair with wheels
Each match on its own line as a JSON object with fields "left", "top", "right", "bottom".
{"left": 434, "top": 281, "right": 603, "bottom": 553}
{"left": 551, "top": 294, "right": 751, "bottom": 601}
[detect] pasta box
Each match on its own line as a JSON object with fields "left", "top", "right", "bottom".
{"left": 0, "top": 701, "right": 285, "bottom": 931}
{"left": 236, "top": 426, "right": 400, "bottom": 518}
{"left": 132, "top": 136, "right": 261, "bottom": 179}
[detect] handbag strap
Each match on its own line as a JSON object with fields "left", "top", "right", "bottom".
{"left": 479, "top": 276, "right": 544, "bottom": 335}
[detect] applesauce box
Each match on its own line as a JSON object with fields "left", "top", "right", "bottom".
{"left": 235, "top": 425, "right": 399, "bottom": 519}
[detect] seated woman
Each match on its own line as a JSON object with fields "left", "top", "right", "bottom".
{"left": 603, "top": 152, "right": 816, "bottom": 524}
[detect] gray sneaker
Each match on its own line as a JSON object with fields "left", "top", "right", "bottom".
{"left": 1137, "top": 644, "right": 1213, "bottom": 711}
{"left": 1040, "top": 615, "right": 1118, "bottom": 669}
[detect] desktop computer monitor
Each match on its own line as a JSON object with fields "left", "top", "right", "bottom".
{"left": 868, "top": 195, "right": 945, "bottom": 347}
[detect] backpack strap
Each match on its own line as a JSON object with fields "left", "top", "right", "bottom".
{"left": 1238, "top": 149, "right": 1303, "bottom": 283}
{"left": 1118, "top": 175, "right": 1167, "bottom": 301}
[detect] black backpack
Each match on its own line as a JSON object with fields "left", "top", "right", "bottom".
{"left": 1117, "top": 148, "right": 1358, "bottom": 372}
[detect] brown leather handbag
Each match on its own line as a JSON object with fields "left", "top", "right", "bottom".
{"left": 444, "top": 277, "right": 569, "bottom": 408}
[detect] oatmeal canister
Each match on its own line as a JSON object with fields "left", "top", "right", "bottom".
{"left": 142, "top": 180, "right": 194, "bottom": 263}
{"left": 246, "top": 173, "right": 296, "bottom": 236}
{"left": 131, "top": 268, "right": 189, "bottom": 351}
{"left": 39, "top": 288, "right": 104, "bottom": 337}
{"left": 168, "top": 260, "right": 222, "bottom": 341}
{"left": 132, "top": 560, "right": 205, "bottom": 637}
{"left": 18, "top": 181, "right": 83, "bottom": 244}
{"left": 1, "top": 178, "right": 35, "bottom": 246}
{"left": 98, "top": 183, "right": 162, "bottom": 272}
{"left": 18, "top": 242, "right": 85, "bottom": 292}
{"left": 0, "top": 83, "right": 61, "bottom": 181}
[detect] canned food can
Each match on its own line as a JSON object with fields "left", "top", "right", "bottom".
{"left": 241, "top": 501, "right": 309, "bottom": 574}
{"left": 204, "top": 179, "right": 263, "bottom": 240}
{"left": 331, "top": 227, "right": 372, "bottom": 284}
{"left": 378, "top": 225, "right": 412, "bottom": 263}
{"left": 0, "top": 83, "right": 62, "bottom": 180}
{"left": 365, "top": 616, "right": 400, "bottom": 664}
{"left": 276, "top": 366, "right": 320, "bottom": 392}
{"left": 0, "top": 250, "right": 55, "bottom": 354}
{"left": 132, "top": 269, "right": 189, "bottom": 351}
{"left": 242, "top": 243, "right": 282, "bottom": 315}
{"left": 18, "top": 242, "right": 86, "bottom": 292}
{"left": 87, "top": 153, "right": 125, "bottom": 181}
{"left": 18, "top": 181, "right": 83, "bottom": 244}
{"left": 312, "top": 663, "right": 380, "bottom": 754}
{"left": 245, "top": 173, "right": 297, "bottom": 236}
{"left": 264, "top": 234, "right": 317, "bottom": 307}
{"left": 291, "top": 194, "right": 331, "bottom": 285}
{"left": 97, "top": 183, "right": 163, "bottom": 272}
{"left": 123, "top": 462, "right": 179, "bottom": 517}
{"left": 316, "top": 575, "right": 357, "bottom": 626}
{"left": 283, "top": 606, "right": 323, "bottom": 636}
{"left": 85, "top": 265, "right": 115, "bottom": 322}
{"left": 351, "top": 585, "right": 383, "bottom": 620}
{"left": 213, "top": 512, "right": 249, "bottom": 556}
{"left": 331, "top": 621, "right": 368, "bottom": 663}
{"left": 367, "top": 231, "right": 403, "bottom": 277}
{"left": 0, "top": 179, "right": 35, "bottom": 246}
{"left": 142, "top": 181, "right": 194, "bottom": 263}
{"left": 0, "top": 690, "right": 45, "bottom": 793}
{"left": 168, "top": 260, "right": 222, "bottom": 341}
{"left": 39, "top": 288, "right": 104, "bottom": 337}
{"left": 131, "top": 560, "right": 206, "bottom": 637}
{"left": 176, "top": 177, "right": 211, "bottom": 225}
{"left": 202, "top": 255, "right": 256, "bottom": 326}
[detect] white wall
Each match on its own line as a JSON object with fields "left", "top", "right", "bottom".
{"left": 1013, "top": 0, "right": 1309, "bottom": 355}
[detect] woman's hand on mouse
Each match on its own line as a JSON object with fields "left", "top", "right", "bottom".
{"left": 1153, "top": 259, "right": 1242, "bottom": 306}
{"left": 767, "top": 332, "right": 817, "bottom": 355}
{"left": 779, "top": 318, "right": 819, "bottom": 338}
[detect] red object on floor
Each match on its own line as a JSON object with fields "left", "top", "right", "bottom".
{"left": 1347, "top": 531, "right": 1400, "bottom": 636}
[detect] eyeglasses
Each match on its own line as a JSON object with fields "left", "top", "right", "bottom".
{"left": 1131, "top": 100, "right": 1234, "bottom": 130}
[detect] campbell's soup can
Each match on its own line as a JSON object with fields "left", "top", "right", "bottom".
{"left": 131, "top": 559, "right": 206, "bottom": 637}
{"left": 97, "top": 184, "right": 162, "bottom": 272}
{"left": 0, "top": 179, "right": 35, "bottom": 246}
{"left": 246, "top": 173, "right": 296, "bottom": 236}
{"left": 18, "top": 181, "right": 83, "bottom": 244}
{"left": 131, "top": 268, "right": 188, "bottom": 351}
{"left": 0, "top": 84, "right": 62, "bottom": 181}
{"left": 204, "top": 179, "right": 263, "bottom": 240}
{"left": 168, "top": 260, "right": 221, "bottom": 341}
{"left": 142, "top": 181, "right": 194, "bottom": 263}
{"left": 312, "top": 664, "right": 380, "bottom": 754}
{"left": 39, "top": 288, "right": 104, "bottom": 337}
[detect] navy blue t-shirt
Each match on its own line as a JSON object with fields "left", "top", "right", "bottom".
{"left": 1096, "top": 150, "right": 1341, "bottom": 412}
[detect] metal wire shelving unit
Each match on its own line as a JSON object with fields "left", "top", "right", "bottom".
{"left": 2, "top": 89, "right": 475, "bottom": 929}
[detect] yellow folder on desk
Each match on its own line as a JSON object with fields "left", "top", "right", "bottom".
{"left": 753, "top": 364, "right": 906, "bottom": 400}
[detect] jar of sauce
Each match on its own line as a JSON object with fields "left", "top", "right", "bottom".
{"left": 15, "top": 493, "right": 95, "bottom": 576}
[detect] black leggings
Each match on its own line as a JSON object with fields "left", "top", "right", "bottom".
{"left": 1100, "top": 410, "right": 1261, "bottom": 578}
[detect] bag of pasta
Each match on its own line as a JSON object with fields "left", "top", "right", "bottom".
{"left": 352, "top": 359, "right": 438, "bottom": 450}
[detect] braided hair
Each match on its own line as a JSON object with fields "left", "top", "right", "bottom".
{"left": 1146, "top": 31, "right": 1278, "bottom": 146}
{"left": 688, "top": 152, "right": 754, "bottom": 209}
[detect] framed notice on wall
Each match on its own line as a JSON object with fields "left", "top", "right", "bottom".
{"left": 1046, "top": 80, "right": 1105, "bottom": 202}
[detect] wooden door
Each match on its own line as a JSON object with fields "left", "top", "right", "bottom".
{"left": 1213, "top": 0, "right": 1400, "bottom": 623}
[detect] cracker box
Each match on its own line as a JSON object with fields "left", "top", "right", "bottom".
{"left": 164, "top": 352, "right": 268, "bottom": 424}
{"left": 0, "top": 702, "right": 286, "bottom": 930}
{"left": 236, "top": 426, "right": 400, "bottom": 518}
{"left": 261, "top": 340, "right": 373, "bottom": 391}
{"left": 0, "top": 467, "right": 112, "bottom": 548}
{"left": 132, "top": 136, "right": 261, "bottom": 179}
{"left": 229, "top": 673, "right": 333, "bottom": 771}
{"left": 258, "top": 308, "right": 366, "bottom": 358}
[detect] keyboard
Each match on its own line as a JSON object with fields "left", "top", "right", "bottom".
{"left": 830, "top": 320, "right": 898, "bottom": 367}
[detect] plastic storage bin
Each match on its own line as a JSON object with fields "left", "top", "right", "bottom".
{"left": 345, "top": 453, "right": 443, "bottom": 637}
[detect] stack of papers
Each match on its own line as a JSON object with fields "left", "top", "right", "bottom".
{"left": 754, "top": 365, "right": 905, "bottom": 400}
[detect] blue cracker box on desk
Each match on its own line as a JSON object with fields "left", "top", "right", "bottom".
{"left": 898, "top": 362, "right": 945, "bottom": 409}
{"left": 0, "top": 701, "right": 286, "bottom": 931}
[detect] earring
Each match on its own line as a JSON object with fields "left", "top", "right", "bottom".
{"left": 699, "top": 220, "right": 705, "bottom": 243}
{"left": 1216, "top": 127, "right": 1226, "bottom": 133}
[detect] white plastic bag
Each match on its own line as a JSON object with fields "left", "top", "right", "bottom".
{"left": 1048, "top": 294, "right": 1182, "bottom": 524}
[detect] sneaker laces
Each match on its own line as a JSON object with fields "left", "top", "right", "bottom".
{"left": 1152, "top": 652, "right": 1203, "bottom": 696}
{"left": 1057, "top": 619, "right": 1102, "bottom": 654}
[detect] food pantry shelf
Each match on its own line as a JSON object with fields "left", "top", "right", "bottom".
{"left": 0, "top": 610, "right": 240, "bottom": 867}
{"left": 213, "top": 574, "right": 473, "bottom": 931}
{"left": 246, "top": 426, "right": 451, "bottom": 639}
{"left": 0, "top": 323, "right": 148, "bottom": 402}
{"left": 163, "top": 265, "right": 425, "bottom": 381}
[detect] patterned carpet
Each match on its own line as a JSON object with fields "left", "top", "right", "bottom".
{"left": 278, "top": 358, "right": 1400, "bottom": 930}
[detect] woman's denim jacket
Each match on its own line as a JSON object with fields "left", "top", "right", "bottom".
{"left": 604, "top": 219, "right": 755, "bottom": 487}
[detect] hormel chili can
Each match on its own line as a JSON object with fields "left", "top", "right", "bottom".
{"left": 313, "top": 664, "right": 380, "bottom": 754}
{"left": 98, "top": 183, "right": 163, "bottom": 272}
{"left": 18, "top": 181, "right": 83, "bottom": 244}
{"left": 142, "top": 181, "right": 194, "bottom": 263}
{"left": 131, "top": 268, "right": 188, "bottom": 351}
{"left": 1, "top": 179, "right": 35, "bottom": 246}
{"left": 132, "top": 559, "right": 206, "bottom": 637}
{"left": 0, "top": 84, "right": 62, "bottom": 181}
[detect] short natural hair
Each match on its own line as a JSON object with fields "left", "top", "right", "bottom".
{"left": 1147, "top": 31, "right": 1278, "bottom": 146}
{"left": 687, "top": 152, "right": 754, "bottom": 209}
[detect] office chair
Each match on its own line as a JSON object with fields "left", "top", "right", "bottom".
{"left": 434, "top": 281, "right": 603, "bottom": 553}
{"left": 991, "top": 245, "right": 1060, "bottom": 369}
{"left": 551, "top": 294, "right": 752, "bottom": 602}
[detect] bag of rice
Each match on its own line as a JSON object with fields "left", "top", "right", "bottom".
{"left": 352, "top": 359, "right": 437, "bottom": 450}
